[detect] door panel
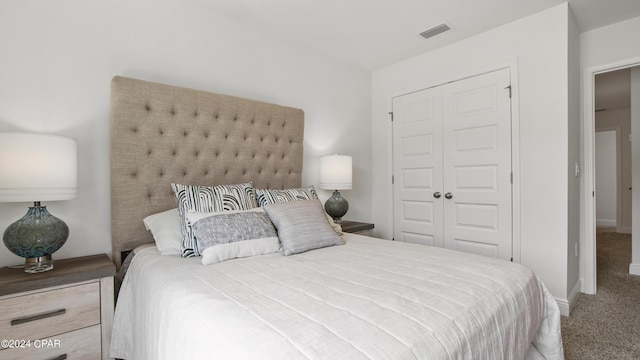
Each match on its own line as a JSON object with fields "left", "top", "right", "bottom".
{"left": 451, "top": 238, "right": 499, "bottom": 258}
{"left": 392, "top": 87, "right": 443, "bottom": 246}
{"left": 454, "top": 125, "right": 498, "bottom": 152}
{"left": 401, "top": 232, "right": 436, "bottom": 246}
{"left": 454, "top": 165, "right": 497, "bottom": 190}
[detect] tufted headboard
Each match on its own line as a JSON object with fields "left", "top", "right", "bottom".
{"left": 110, "top": 76, "right": 304, "bottom": 268}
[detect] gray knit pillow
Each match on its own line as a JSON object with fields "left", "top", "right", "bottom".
{"left": 264, "top": 199, "right": 344, "bottom": 256}
{"left": 187, "top": 208, "right": 279, "bottom": 265}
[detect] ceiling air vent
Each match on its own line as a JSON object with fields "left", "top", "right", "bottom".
{"left": 419, "top": 23, "right": 451, "bottom": 40}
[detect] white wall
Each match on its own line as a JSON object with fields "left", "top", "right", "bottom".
{"left": 567, "top": 8, "right": 582, "bottom": 308}
{"left": 581, "top": 15, "right": 640, "bottom": 278}
{"left": 595, "top": 130, "right": 618, "bottom": 226}
{"left": 372, "top": 4, "right": 577, "bottom": 309}
{"left": 0, "top": 0, "right": 372, "bottom": 266}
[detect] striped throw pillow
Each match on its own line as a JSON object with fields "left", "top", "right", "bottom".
{"left": 256, "top": 185, "right": 318, "bottom": 207}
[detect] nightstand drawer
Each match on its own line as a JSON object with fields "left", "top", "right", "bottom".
{"left": 0, "top": 282, "right": 101, "bottom": 344}
{"left": 0, "top": 324, "right": 101, "bottom": 360}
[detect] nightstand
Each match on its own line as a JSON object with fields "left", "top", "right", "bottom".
{"left": 0, "top": 254, "right": 116, "bottom": 360}
{"left": 340, "top": 220, "right": 375, "bottom": 236}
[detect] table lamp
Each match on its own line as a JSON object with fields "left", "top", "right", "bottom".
{"left": 0, "top": 133, "right": 78, "bottom": 273}
{"left": 319, "top": 154, "right": 352, "bottom": 223}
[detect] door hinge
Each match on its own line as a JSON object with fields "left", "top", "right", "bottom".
{"left": 389, "top": 111, "right": 394, "bottom": 122}
{"left": 510, "top": 257, "right": 513, "bottom": 262}
{"left": 392, "top": 175, "right": 395, "bottom": 184}
{"left": 505, "top": 85, "right": 512, "bottom": 98}
{"left": 510, "top": 172, "right": 513, "bottom": 184}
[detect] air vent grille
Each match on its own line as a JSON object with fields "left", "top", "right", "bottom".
{"left": 419, "top": 23, "right": 451, "bottom": 40}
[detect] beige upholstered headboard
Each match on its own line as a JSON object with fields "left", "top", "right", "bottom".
{"left": 110, "top": 76, "right": 304, "bottom": 268}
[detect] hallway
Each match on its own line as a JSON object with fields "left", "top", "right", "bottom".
{"left": 561, "top": 227, "right": 640, "bottom": 359}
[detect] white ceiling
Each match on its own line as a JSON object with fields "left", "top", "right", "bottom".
{"left": 194, "top": 0, "right": 640, "bottom": 71}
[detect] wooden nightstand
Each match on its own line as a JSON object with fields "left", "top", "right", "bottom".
{"left": 340, "top": 220, "right": 375, "bottom": 236}
{"left": 0, "top": 254, "right": 116, "bottom": 360}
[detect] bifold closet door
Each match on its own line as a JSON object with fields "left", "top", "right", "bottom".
{"left": 392, "top": 68, "right": 512, "bottom": 260}
{"left": 392, "top": 86, "right": 443, "bottom": 246}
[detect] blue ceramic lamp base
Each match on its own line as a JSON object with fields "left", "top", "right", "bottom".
{"left": 3, "top": 202, "right": 69, "bottom": 273}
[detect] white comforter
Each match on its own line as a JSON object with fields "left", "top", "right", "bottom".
{"left": 111, "top": 234, "right": 563, "bottom": 359}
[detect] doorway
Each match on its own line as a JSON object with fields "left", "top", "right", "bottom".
{"left": 583, "top": 63, "right": 639, "bottom": 294}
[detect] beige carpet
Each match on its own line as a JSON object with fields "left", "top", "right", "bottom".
{"left": 561, "top": 227, "right": 640, "bottom": 359}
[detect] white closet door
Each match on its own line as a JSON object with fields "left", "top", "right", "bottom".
{"left": 442, "top": 68, "right": 512, "bottom": 259}
{"left": 392, "top": 87, "right": 443, "bottom": 246}
{"left": 392, "top": 68, "right": 513, "bottom": 260}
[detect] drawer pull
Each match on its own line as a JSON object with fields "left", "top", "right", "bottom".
{"left": 11, "top": 309, "right": 66, "bottom": 326}
{"left": 46, "top": 354, "right": 67, "bottom": 360}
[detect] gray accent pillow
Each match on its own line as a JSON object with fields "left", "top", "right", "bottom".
{"left": 255, "top": 185, "right": 342, "bottom": 236}
{"left": 171, "top": 182, "right": 258, "bottom": 257}
{"left": 187, "top": 208, "right": 280, "bottom": 265}
{"left": 264, "top": 199, "right": 345, "bottom": 256}
{"left": 256, "top": 185, "right": 318, "bottom": 207}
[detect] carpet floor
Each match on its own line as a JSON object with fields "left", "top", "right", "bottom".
{"left": 561, "top": 227, "right": 640, "bottom": 359}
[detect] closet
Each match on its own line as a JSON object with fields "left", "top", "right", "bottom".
{"left": 392, "top": 68, "right": 513, "bottom": 260}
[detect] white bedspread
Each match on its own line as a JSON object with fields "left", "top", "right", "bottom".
{"left": 111, "top": 234, "right": 563, "bottom": 359}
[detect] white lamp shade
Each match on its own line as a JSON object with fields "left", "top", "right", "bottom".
{"left": 0, "top": 133, "right": 78, "bottom": 202}
{"left": 319, "top": 154, "right": 352, "bottom": 190}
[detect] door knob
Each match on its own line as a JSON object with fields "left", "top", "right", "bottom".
{"left": 444, "top": 192, "right": 453, "bottom": 199}
{"left": 433, "top": 192, "right": 441, "bottom": 199}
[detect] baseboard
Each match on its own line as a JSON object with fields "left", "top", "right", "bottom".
{"left": 556, "top": 297, "right": 570, "bottom": 317}
{"left": 596, "top": 219, "right": 616, "bottom": 227}
{"left": 556, "top": 280, "right": 581, "bottom": 317}
{"left": 568, "top": 280, "right": 581, "bottom": 310}
{"left": 630, "top": 263, "right": 640, "bottom": 276}
{"left": 617, "top": 226, "right": 632, "bottom": 234}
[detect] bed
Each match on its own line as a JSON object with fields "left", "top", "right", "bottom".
{"left": 109, "top": 76, "right": 564, "bottom": 359}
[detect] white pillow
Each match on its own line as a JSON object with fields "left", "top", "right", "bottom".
{"left": 186, "top": 208, "right": 280, "bottom": 265}
{"left": 142, "top": 208, "right": 182, "bottom": 255}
